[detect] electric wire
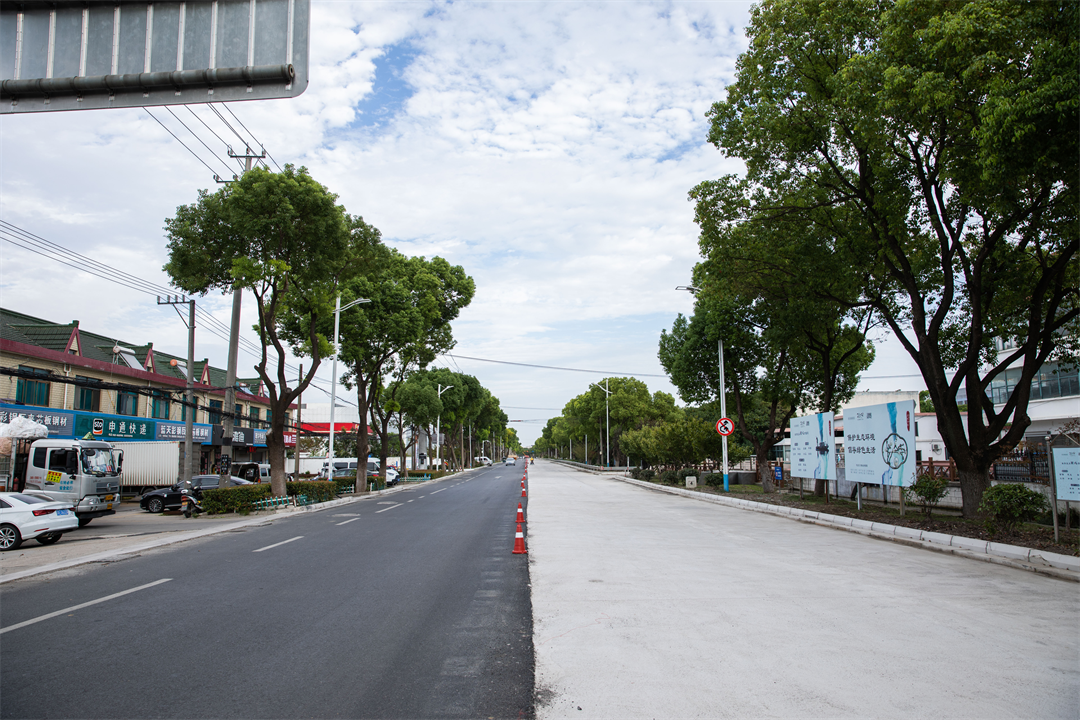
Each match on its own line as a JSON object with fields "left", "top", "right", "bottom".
{"left": 165, "top": 106, "right": 231, "bottom": 172}
{"left": 144, "top": 108, "right": 232, "bottom": 179}
{"left": 445, "top": 353, "right": 667, "bottom": 378}
{"left": 223, "top": 103, "right": 283, "bottom": 172}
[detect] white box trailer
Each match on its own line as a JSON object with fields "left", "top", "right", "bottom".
{"left": 110, "top": 441, "right": 181, "bottom": 491}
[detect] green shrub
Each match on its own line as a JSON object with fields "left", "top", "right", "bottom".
{"left": 978, "top": 483, "right": 1049, "bottom": 536}
{"left": 201, "top": 483, "right": 272, "bottom": 514}
{"left": 286, "top": 480, "right": 336, "bottom": 503}
{"left": 703, "top": 473, "right": 724, "bottom": 488}
{"left": 903, "top": 472, "right": 950, "bottom": 519}
{"left": 659, "top": 470, "right": 680, "bottom": 485}
{"left": 628, "top": 468, "right": 642, "bottom": 480}
{"left": 641, "top": 469, "right": 655, "bottom": 481}
{"left": 677, "top": 468, "right": 698, "bottom": 482}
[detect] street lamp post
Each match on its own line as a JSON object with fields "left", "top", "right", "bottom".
{"left": 677, "top": 285, "right": 728, "bottom": 492}
{"left": 590, "top": 378, "right": 611, "bottom": 468}
{"left": 436, "top": 383, "right": 453, "bottom": 471}
{"left": 329, "top": 295, "right": 370, "bottom": 487}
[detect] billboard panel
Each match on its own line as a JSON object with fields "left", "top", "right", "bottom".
{"left": 1052, "top": 448, "right": 1080, "bottom": 502}
{"left": 843, "top": 400, "right": 917, "bottom": 487}
{"left": 790, "top": 412, "right": 836, "bottom": 480}
{"left": 0, "top": 0, "right": 309, "bottom": 113}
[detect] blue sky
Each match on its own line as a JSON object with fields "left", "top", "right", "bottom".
{"left": 0, "top": 1, "right": 923, "bottom": 444}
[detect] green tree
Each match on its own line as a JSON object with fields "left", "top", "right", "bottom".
{"left": 163, "top": 165, "right": 364, "bottom": 496}
{"left": 336, "top": 250, "right": 474, "bottom": 484}
{"left": 702, "top": 0, "right": 1078, "bottom": 515}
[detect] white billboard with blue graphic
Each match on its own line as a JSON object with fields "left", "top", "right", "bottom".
{"left": 790, "top": 412, "right": 837, "bottom": 481}
{"left": 843, "top": 400, "right": 917, "bottom": 487}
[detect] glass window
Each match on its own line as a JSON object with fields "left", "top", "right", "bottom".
{"left": 235, "top": 404, "right": 243, "bottom": 427}
{"left": 151, "top": 391, "right": 170, "bottom": 419}
{"left": 117, "top": 388, "right": 139, "bottom": 416}
{"left": 75, "top": 376, "right": 100, "bottom": 411}
{"left": 48, "top": 449, "right": 69, "bottom": 472}
{"left": 208, "top": 400, "right": 222, "bottom": 425}
{"left": 15, "top": 366, "right": 50, "bottom": 406}
{"left": 32, "top": 447, "right": 46, "bottom": 468}
{"left": 249, "top": 407, "right": 260, "bottom": 428}
{"left": 180, "top": 398, "right": 197, "bottom": 423}
{"left": 1057, "top": 364, "right": 1079, "bottom": 398}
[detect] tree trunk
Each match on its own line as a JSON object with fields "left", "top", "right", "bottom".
{"left": 758, "top": 452, "right": 774, "bottom": 493}
{"left": 813, "top": 478, "right": 826, "bottom": 497}
{"left": 266, "top": 427, "right": 288, "bottom": 497}
{"left": 956, "top": 466, "right": 992, "bottom": 519}
{"left": 353, "top": 374, "right": 371, "bottom": 488}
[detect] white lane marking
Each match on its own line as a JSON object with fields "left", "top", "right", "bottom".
{"left": 253, "top": 536, "right": 304, "bottom": 553}
{"left": 430, "top": 488, "right": 446, "bottom": 494}
{"left": 336, "top": 517, "right": 361, "bottom": 526}
{"left": 407, "top": 499, "right": 415, "bottom": 503}
{"left": 0, "top": 578, "right": 172, "bottom": 635}
{"left": 375, "top": 503, "right": 403, "bottom": 514}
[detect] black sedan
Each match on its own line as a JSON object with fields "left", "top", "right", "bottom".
{"left": 140, "top": 475, "right": 252, "bottom": 513}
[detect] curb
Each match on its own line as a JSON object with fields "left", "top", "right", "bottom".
{"left": 609, "top": 474, "right": 1080, "bottom": 582}
{"left": 0, "top": 474, "right": 462, "bottom": 585}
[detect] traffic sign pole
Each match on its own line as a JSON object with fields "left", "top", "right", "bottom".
{"left": 719, "top": 339, "right": 728, "bottom": 493}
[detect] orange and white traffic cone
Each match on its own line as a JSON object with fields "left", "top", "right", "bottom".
{"left": 521, "top": 484, "right": 527, "bottom": 498}
{"left": 516, "top": 503, "right": 524, "bottom": 523}
{"left": 512, "top": 523, "right": 527, "bottom": 554}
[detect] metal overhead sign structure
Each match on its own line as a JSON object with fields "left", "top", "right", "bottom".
{"left": 0, "top": 0, "right": 309, "bottom": 114}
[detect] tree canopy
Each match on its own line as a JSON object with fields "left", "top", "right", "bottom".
{"left": 164, "top": 165, "right": 367, "bottom": 495}
{"left": 695, "top": 0, "right": 1078, "bottom": 514}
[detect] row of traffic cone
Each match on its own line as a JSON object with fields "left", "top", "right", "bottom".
{"left": 514, "top": 467, "right": 528, "bottom": 554}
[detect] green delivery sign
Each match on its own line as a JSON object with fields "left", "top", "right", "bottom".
{"left": 75, "top": 415, "right": 154, "bottom": 440}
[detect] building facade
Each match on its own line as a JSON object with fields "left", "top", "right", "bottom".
{"left": 0, "top": 307, "right": 291, "bottom": 480}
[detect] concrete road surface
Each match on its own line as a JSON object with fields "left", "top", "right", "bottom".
{"left": 528, "top": 461, "right": 1079, "bottom": 719}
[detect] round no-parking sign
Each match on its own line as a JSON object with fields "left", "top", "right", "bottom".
{"left": 715, "top": 417, "right": 735, "bottom": 436}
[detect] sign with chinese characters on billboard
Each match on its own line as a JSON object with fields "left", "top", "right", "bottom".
{"left": 842, "top": 400, "right": 917, "bottom": 487}
{"left": 790, "top": 412, "right": 836, "bottom": 480}
{"left": 1052, "top": 448, "right": 1080, "bottom": 502}
{"left": 74, "top": 415, "right": 153, "bottom": 440}
{"left": 0, "top": 406, "right": 74, "bottom": 436}
{"left": 155, "top": 422, "right": 212, "bottom": 443}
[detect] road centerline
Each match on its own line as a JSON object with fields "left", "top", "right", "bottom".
{"left": 336, "top": 517, "right": 361, "bottom": 526}
{"left": 0, "top": 578, "right": 172, "bottom": 635}
{"left": 375, "top": 503, "right": 404, "bottom": 513}
{"left": 253, "top": 536, "right": 304, "bottom": 552}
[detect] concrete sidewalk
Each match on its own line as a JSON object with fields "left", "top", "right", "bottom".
{"left": 528, "top": 461, "right": 1079, "bottom": 719}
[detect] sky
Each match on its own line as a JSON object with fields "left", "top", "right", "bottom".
{"left": 0, "top": 1, "right": 923, "bottom": 446}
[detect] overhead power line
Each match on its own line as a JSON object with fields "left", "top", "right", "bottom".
{"left": 445, "top": 353, "right": 667, "bottom": 378}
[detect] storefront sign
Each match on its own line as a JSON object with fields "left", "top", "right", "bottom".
{"left": 155, "top": 422, "right": 212, "bottom": 443}
{"left": 75, "top": 414, "right": 153, "bottom": 440}
{"left": 0, "top": 405, "right": 74, "bottom": 436}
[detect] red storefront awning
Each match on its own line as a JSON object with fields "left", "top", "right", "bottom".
{"left": 296, "top": 422, "right": 370, "bottom": 435}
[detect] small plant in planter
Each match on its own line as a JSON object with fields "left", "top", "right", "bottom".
{"left": 978, "top": 483, "right": 1049, "bottom": 537}
{"left": 903, "top": 472, "right": 950, "bottom": 520}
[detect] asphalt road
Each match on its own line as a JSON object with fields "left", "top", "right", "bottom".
{"left": 0, "top": 465, "right": 533, "bottom": 719}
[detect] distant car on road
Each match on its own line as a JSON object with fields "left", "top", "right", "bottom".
{"left": 0, "top": 491, "right": 80, "bottom": 550}
{"left": 504, "top": 457, "right": 516, "bottom": 466}
{"left": 139, "top": 475, "right": 252, "bottom": 513}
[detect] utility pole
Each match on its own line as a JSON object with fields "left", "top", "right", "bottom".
{"left": 219, "top": 147, "right": 265, "bottom": 483}
{"left": 158, "top": 295, "right": 196, "bottom": 486}
{"left": 294, "top": 363, "right": 303, "bottom": 480}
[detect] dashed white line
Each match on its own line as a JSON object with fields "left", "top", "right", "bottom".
{"left": 431, "top": 488, "right": 446, "bottom": 494}
{"left": 336, "top": 517, "right": 361, "bottom": 526}
{"left": 375, "top": 503, "right": 403, "bottom": 513}
{"left": 0, "top": 579, "right": 172, "bottom": 635}
{"left": 253, "top": 536, "right": 304, "bottom": 552}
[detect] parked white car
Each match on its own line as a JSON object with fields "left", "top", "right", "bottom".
{"left": 474, "top": 456, "right": 493, "bottom": 466}
{"left": 0, "top": 492, "right": 80, "bottom": 551}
